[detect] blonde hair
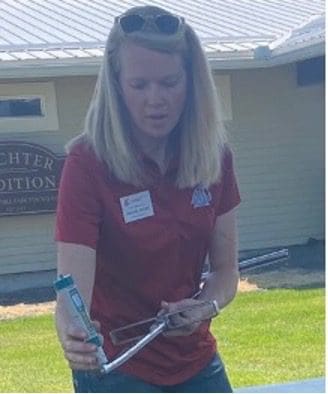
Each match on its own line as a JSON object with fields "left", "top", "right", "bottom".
{"left": 67, "top": 5, "right": 227, "bottom": 188}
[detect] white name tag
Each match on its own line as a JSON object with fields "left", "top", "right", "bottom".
{"left": 120, "top": 190, "right": 154, "bottom": 224}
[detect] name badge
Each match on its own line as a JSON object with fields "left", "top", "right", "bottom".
{"left": 120, "top": 190, "right": 154, "bottom": 224}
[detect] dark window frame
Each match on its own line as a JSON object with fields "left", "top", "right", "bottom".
{"left": 0, "top": 96, "right": 45, "bottom": 118}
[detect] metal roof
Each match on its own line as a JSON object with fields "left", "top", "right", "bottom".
{"left": 0, "top": 0, "right": 325, "bottom": 76}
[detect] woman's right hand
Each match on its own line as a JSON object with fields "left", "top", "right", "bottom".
{"left": 56, "top": 308, "right": 102, "bottom": 371}
{"left": 55, "top": 243, "right": 100, "bottom": 371}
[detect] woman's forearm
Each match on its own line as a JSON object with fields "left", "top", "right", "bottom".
{"left": 199, "top": 267, "right": 239, "bottom": 310}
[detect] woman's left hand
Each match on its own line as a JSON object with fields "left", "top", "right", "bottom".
{"left": 159, "top": 298, "right": 214, "bottom": 337}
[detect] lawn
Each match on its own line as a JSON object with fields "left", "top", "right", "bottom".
{"left": 213, "top": 288, "right": 325, "bottom": 388}
{"left": 0, "top": 288, "right": 324, "bottom": 392}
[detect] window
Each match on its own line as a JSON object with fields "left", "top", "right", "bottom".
{"left": 0, "top": 82, "right": 59, "bottom": 132}
{"left": 0, "top": 98, "right": 43, "bottom": 117}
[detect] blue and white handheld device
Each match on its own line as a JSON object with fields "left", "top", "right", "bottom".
{"left": 53, "top": 274, "right": 108, "bottom": 368}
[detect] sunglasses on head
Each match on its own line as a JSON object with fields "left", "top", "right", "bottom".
{"left": 115, "top": 13, "right": 185, "bottom": 35}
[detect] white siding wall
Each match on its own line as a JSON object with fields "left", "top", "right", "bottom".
{"left": 215, "top": 63, "right": 324, "bottom": 250}
{"left": 0, "top": 76, "right": 96, "bottom": 275}
{"left": 0, "top": 214, "right": 55, "bottom": 274}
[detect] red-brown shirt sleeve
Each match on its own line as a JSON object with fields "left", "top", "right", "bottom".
{"left": 214, "top": 145, "right": 241, "bottom": 216}
{"left": 55, "top": 144, "right": 103, "bottom": 249}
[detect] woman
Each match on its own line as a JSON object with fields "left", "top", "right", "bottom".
{"left": 55, "top": 5, "right": 241, "bottom": 393}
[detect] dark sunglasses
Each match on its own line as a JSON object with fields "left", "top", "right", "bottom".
{"left": 115, "top": 13, "right": 185, "bottom": 35}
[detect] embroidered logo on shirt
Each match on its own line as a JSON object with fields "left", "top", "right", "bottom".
{"left": 120, "top": 190, "right": 154, "bottom": 223}
{"left": 191, "top": 185, "right": 212, "bottom": 208}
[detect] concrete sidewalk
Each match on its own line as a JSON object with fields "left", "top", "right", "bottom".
{"left": 235, "top": 377, "right": 325, "bottom": 393}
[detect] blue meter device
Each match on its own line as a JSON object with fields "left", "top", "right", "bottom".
{"left": 54, "top": 274, "right": 108, "bottom": 367}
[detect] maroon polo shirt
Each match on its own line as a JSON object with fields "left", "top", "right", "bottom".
{"left": 55, "top": 142, "right": 241, "bottom": 385}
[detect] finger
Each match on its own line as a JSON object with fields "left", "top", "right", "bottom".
{"left": 70, "top": 361, "right": 100, "bottom": 371}
{"left": 157, "top": 308, "right": 166, "bottom": 317}
{"left": 164, "top": 324, "right": 197, "bottom": 337}
{"left": 161, "top": 300, "right": 191, "bottom": 312}
{"left": 160, "top": 301, "right": 170, "bottom": 311}
{"left": 67, "top": 325, "right": 88, "bottom": 341}
{"left": 92, "top": 320, "right": 101, "bottom": 332}
{"left": 167, "top": 313, "right": 188, "bottom": 329}
{"left": 65, "top": 350, "right": 98, "bottom": 368}
{"left": 164, "top": 319, "right": 200, "bottom": 336}
{"left": 64, "top": 339, "right": 97, "bottom": 354}
{"left": 161, "top": 299, "right": 200, "bottom": 315}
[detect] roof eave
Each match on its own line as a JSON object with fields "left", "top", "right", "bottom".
{"left": 0, "top": 41, "right": 325, "bottom": 78}
{"left": 0, "top": 57, "right": 102, "bottom": 79}
{"left": 210, "top": 41, "right": 325, "bottom": 70}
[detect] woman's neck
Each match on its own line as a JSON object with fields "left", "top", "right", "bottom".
{"left": 133, "top": 132, "right": 170, "bottom": 174}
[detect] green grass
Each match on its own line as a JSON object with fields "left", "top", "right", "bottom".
{"left": 0, "top": 288, "right": 324, "bottom": 392}
{"left": 0, "top": 314, "right": 72, "bottom": 393}
{"left": 213, "top": 288, "right": 325, "bottom": 388}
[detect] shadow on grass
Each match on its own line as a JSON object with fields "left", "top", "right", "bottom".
{"left": 0, "top": 286, "right": 56, "bottom": 306}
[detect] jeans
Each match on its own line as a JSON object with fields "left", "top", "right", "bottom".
{"left": 72, "top": 353, "right": 233, "bottom": 393}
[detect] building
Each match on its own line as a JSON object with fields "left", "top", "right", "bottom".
{"left": 0, "top": 0, "right": 325, "bottom": 291}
